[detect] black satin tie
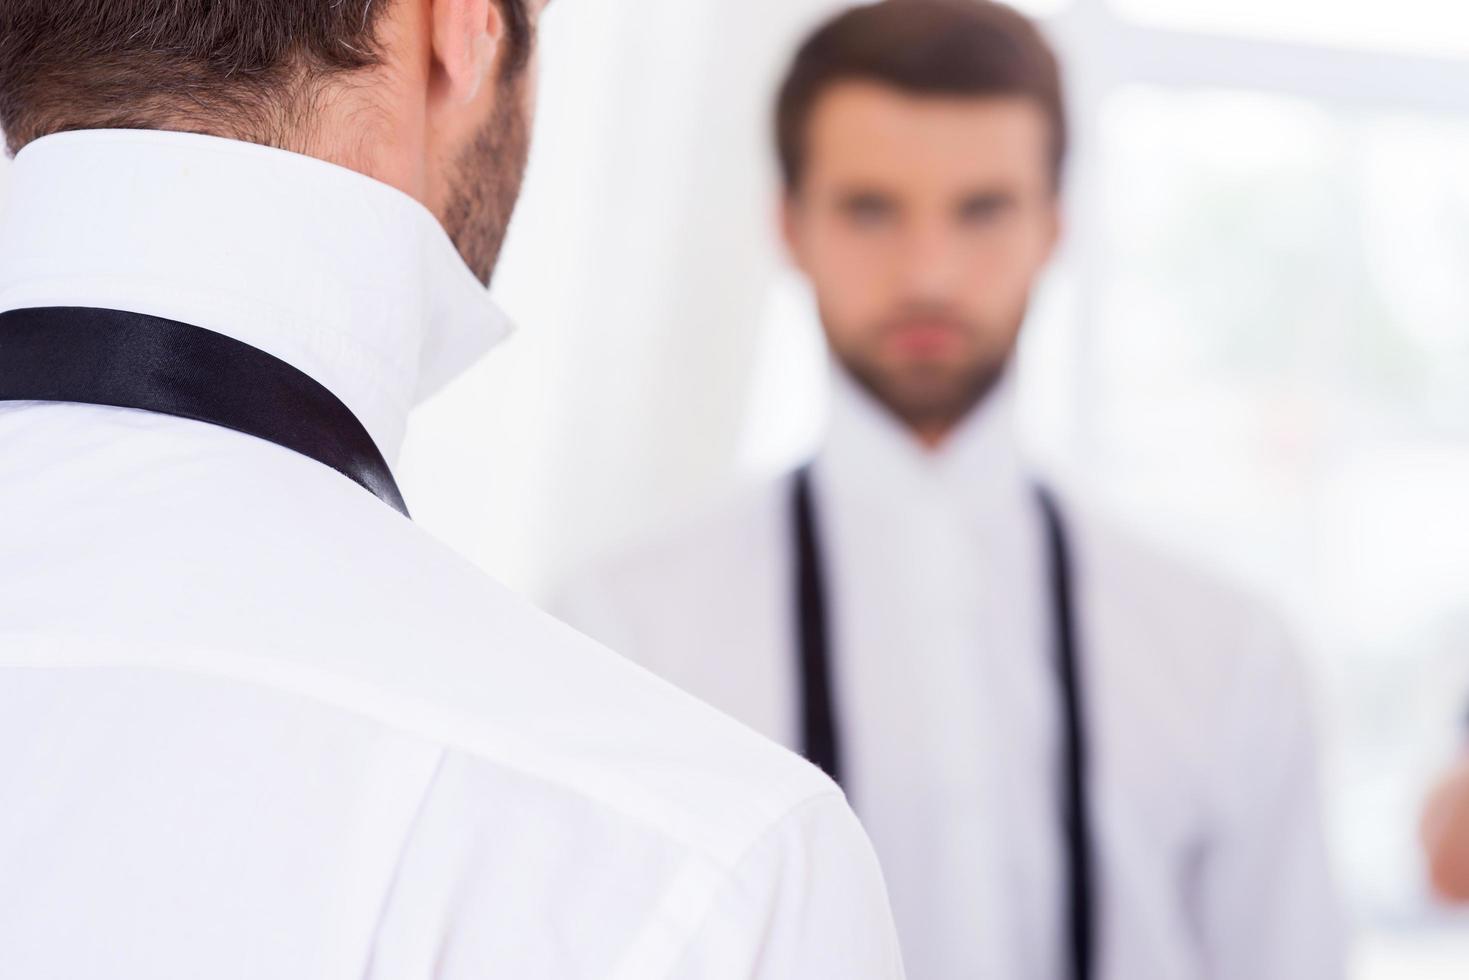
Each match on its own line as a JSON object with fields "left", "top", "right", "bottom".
{"left": 793, "top": 468, "right": 843, "bottom": 782}
{"left": 0, "top": 307, "right": 409, "bottom": 517}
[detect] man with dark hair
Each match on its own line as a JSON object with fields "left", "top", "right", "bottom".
{"left": 559, "top": 2, "right": 1343, "bottom": 978}
{"left": 0, "top": 2, "right": 903, "bottom": 977}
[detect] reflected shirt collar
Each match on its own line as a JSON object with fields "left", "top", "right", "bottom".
{"left": 817, "top": 361, "right": 1030, "bottom": 513}
{"left": 0, "top": 129, "right": 514, "bottom": 464}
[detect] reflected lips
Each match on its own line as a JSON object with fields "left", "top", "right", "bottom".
{"left": 886, "top": 320, "right": 965, "bottom": 357}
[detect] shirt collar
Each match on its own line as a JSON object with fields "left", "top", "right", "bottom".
{"left": 0, "top": 129, "right": 513, "bottom": 464}
{"left": 817, "top": 361, "right": 1030, "bottom": 514}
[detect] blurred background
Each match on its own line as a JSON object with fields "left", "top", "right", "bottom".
{"left": 3, "top": 0, "right": 1466, "bottom": 975}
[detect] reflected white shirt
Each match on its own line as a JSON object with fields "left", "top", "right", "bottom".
{"left": 559, "top": 369, "right": 1345, "bottom": 980}
{"left": 0, "top": 130, "right": 905, "bottom": 980}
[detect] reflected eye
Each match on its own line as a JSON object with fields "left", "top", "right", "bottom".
{"left": 840, "top": 194, "right": 897, "bottom": 228}
{"left": 958, "top": 194, "right": 1016, "bottom": 226}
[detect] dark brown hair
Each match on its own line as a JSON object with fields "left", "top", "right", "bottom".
{"left": 776, "top": 0, "right": 1067, "bottom": 191}
{"left": 0, "top": 0, "right": 532, "bottom": 155}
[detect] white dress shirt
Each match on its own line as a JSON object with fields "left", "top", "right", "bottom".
{"left": 558, "top": 370, "right": 1345, "bottom": 980}
{"left": 0, "top": 130, "right": 905, "bottom": 980}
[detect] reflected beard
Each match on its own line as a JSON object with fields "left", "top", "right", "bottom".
{"left": 833, "top": 309, "right": 1025, "bottom": 441}
{"left": 843, "top": 355, "right": 1010, "bottom": 439}
{"left": 440, "top": 75, "right": 531, "bottom": 287}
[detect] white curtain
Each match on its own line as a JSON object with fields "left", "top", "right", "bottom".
{"left": 400, "top": 0, "right": 854, "bottom": 595}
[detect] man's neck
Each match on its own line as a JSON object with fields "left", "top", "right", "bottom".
{"left": 909, "top": 419, "right": 961, "bottom": 452}
{"left": 836, "top": 364, "right": 1008, "bottom": 456}
{"left": 826, "top": 357, "right": 1025, "bottom": 472}
{"left": 884, "top": 393, "right": 994, "bottom": 455}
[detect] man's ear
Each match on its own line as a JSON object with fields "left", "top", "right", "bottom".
{"left": 780, "top": 191, "right": 808, "bottom": 273}
{"left": 1040, "top": 195, "right": 1064, "bottom": 265}
{"left": 431, "top": 0, "right": 506, "bottom": 104}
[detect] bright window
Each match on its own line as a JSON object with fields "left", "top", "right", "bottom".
{"left": 1092, "top": 86, "right": 1469, "bottom": 933}
{"left": 1110, "top": 0, "right": 1469, "bottom": 60}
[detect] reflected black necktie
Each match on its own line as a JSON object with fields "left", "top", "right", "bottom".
{"left": 792, "top": 468, "right": 1095, "bottom": 980}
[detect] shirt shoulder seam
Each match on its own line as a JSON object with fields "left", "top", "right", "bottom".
{"left": 358, "top": 746, "right": 452, "bottom": 977}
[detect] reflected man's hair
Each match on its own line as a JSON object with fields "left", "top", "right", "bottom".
{"left": 776, "top": 0, "right": 1068, "bottom": 191}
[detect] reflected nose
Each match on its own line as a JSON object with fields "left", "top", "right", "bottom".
{"left": 897, "top": 220, "right": 966, "bottom": 305}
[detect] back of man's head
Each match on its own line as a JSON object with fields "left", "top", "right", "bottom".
{"left": 0, "top": 0, "right": 542, "bottom": 285}
{"left": 0, "top": 0, "right": 531, "bottom": 155}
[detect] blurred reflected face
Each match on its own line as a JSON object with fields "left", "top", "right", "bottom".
{"left": 783, "top": 82, "right": 1061, "bottom": 445}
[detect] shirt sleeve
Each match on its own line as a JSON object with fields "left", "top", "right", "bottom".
{"left": 666, "top": 792, "right": 907, "bottom": 980}
{"left": 1197, "top": 616, "right": 1346, "bottom": 980}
